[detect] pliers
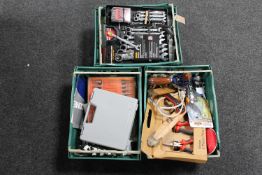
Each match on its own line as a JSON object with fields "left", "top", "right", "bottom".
{"left": 173, "top": 121, "right": 193, "bottom": 135}
{"left": 163, "top": 138, "right": 193, "bottom": 153}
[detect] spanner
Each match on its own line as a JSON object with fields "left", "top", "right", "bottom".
{"left": 136, "top": 14, "right": 166, "bottom": 18}
{"left": 126, "top": 27, "right": 161, "bottom": 32}
{"left": 107, "top": 31, "right": 140, "bottom": 50}
{"left": 136, "top": 11, "right": 166, "bottom": 15}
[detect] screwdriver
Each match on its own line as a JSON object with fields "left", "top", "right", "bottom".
{"left": 148, "top": 73, "right": 192, "bottom": 86}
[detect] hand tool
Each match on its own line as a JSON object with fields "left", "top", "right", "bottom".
{"left": 160, "top": 54, "right": 168, "bottom": 61}
{"left": 149, "top": 18, "right": 167, "bottom": 23}
{"left": 123, "top": 35, "right": 135, "bottom": 40}
{"left": 163, "top": 138, "right": 193, "bottom": 153}
{"left": 168, "top": 37, "right": 174, "bottom": 60}
{"left": 120, "top": 44, "right": 134, "bottom": 50}
{"left": 163, "top": 93, "right": 182, "bottom": 113}
{"left": 150, "top": 16, "right": 167, "bottom": 20}
{"left": 126, "top": 27, "right": 161, "bottom": 32}
{"left": 147, "top": 90, "right": 186, "bottom": 147}
{"left": 159, "top": 34, "right": 165, "bottom": 39}
{"left": 173, "top": 121, "right": 193, "bottom": 135}
{"left": 136, "top": 14, "right": 167, "bottom": 18}
{"left": 188, "top": 84, "right": 197, "bottom": 103}
{"left": 87, "top": 77, "right": 136, "bottom": 100}
{"left": 127, "top": 31, "right": 161, "bottom": 35}
{"left": 160, "top": 43, "right": 168, "bottom": 48}
{"left": 148, "top": 73, "right": 192, "bottom": 87}
{"left": 115, "top": 51, "right": 135, "bottom": 62}
{"left": 149, "top": 76, "right": 172, "bottom": 85}
{"left": 134, "top": 32, "right": 161, "bottom": 35}
{"left": 147, "top": 110, "right": 186, "bottom": 147}
{"left": 159, "top": 47, "right": 168, "bottom": 53}
{"left": 149, "top": 14, "right": 167, "bottom": 18}
{"left": 133, "top": 16, "right": 143, "bottom": 22}
{"left": 154, "top": 93, "right": 185, "bottom": 114}
{"left": 137, "top": 11, "right": 166, "bottom": 15}
{"left": 193, "top": 74, "right": 206, "bottom": 98}
{"left": 106, "top": 29, "right": 140, "bottom": 50}
{"left": 159, "top": 38, "right": 166, "bottom": 44}
{"left": 134, "top": 16, "right": 167, "bottom": 22}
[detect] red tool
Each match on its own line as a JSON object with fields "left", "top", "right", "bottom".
{"left": 164, "top": 138, "right": 193, "bottom": 153}
{"left": 105, "top": 28, "right": 117, "bottom": 40}
{"left": 173, "top": 121, "right": 193, "bottom": 135}
{"left": 163, "top": 94, "right": 181, "bottom": 113}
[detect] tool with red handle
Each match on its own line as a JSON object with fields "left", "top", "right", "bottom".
{"left": 164, "top": 138, "right": 194, "bottom": 153}
{"left": 148, "top": 73, "right": 192, "bottom": 86}
{"left": 173, "top": 121, "right": 193, "bottom": 135}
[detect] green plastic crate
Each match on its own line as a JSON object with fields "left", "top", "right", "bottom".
{"left": 143, "top": 65, "right": 221, "bottom": 158}
{"left": 93, "top": 3, "right": 183, "bottom": 67}
{"left": 68, "top": 66, "right": 143, "bottom": 160}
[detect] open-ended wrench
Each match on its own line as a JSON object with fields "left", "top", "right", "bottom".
{"left": 107, "top": 31, "right": 140, "bottom": 50}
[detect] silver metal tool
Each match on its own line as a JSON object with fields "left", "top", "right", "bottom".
{"left": 110, "top": 33, "right": 140, "bottom": 50}
{"left": 159, "top": 38, "right": 166, "bottom": 44}
{"left": 123, "top": 35, "right": 134, "bottom": 40}
{"left": 161, "top": 52, "right": 168, "bottom": 58}
{"left": 160, "top": 43, "right": 168, "bottom": 48}
{"left": 159, "top": 47, "right": 168, "bottom": 53}
{"left": 149, "top": 17, "right": 167, "bottom": 23}
{"left": 159, "top": 34, "right": 165, "bottom": 39}
{"left": 168, "top": 37, "right": 174, "bottom": 60}
{"left": 120, "top": 44, "right": 134, "bottom": 50}
{"left": 135, "top": 14, "right": 166, "bottom": 18}
{"left": 134, "top": 16, "right": 166, "bottom": 22}
{"left": 137, "top": 11, "right": 166, "bottom": 15}
{"left": 133, "top": 16, "right": 145, "bottom": 22}
{"left": 135, "top": 14, "right": 144, "bottom": 18}
{"left": 126, "top": 27, "right": 161, "bottom": 32}
{"left": 115, "top": 50, "right": 135, "bottom": 62}
{"left": 126, "top": 31, "right": 161, "bottom": 35}
{"left": 149, "top": 14, "right": 167, "bottom": 18}
{"left": 163, "top": 140, "right": 193, "bottom": 153}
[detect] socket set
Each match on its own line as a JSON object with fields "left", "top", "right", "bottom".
{"left": 101, "top": 6, "right": 177, "bottom": 64}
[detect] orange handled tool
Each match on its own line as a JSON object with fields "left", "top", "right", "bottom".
{"left": 174, "top": 121, "right": 193, "bottom": 135}
{"left": 148, "top": 77, "right": 172, "bottom": 85}
{"left": 164, "top": 138, "right": 194, "bottom": 153}
{"left": 148, "top": 73, "right": 192, "bottom": 86}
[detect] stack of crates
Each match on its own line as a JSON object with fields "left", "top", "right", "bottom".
{"left": 68, "top": 3, "right": 220, "bottom": 161}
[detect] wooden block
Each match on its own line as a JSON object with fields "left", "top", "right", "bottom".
{"left": 141, "top": 100, "right": 208, "bottom": 163}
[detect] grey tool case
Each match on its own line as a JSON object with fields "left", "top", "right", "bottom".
{"left": 80, "top": 88, "right": 138, "bottom": 150}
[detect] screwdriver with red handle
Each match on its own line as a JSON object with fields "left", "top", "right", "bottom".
{"left": 173, "top": 121, "right": 193, "bottom": 135}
